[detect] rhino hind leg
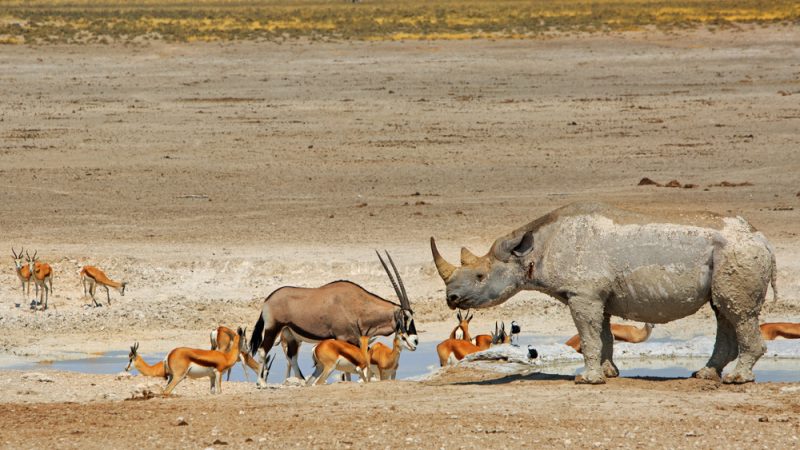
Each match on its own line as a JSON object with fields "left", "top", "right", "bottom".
{"left": 707, "top": 244, "right": 770, "bottom": 384}
{"left": 601, "top": 313, "right": 619, "bottom": 378}
{"left": 569, "top": 295, "right": 606, "bottom": 384}
{"left": 693, "top": 304, "right": 738, "bottom": 381}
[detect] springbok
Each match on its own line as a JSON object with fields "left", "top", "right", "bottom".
{"left": 437, "top": 322, "right": 509, "bottom": 366}
{"left": 760, "top": 322, "right": 800, "bottom": 340}
{"left": 306, "top": 327, "right": 373, "bottom": 386}
{"left": 162, "top": 327, "right": 247, "bottom": 396}
{"left": 565, "top": 323, "right": 654, "bottom": 353}
{"left": 448, "top": 311, "right": 494, "bottom": 350}
{"left": 125, "top": 342, "right": 167, "bottom": 379}
{"left": 431, "top": 201, "right": 778, "bottom": 384}
{"left": 26, "top": 251, "right": 53, "bottom": 310}
{"left": 449, "top": 310, "right": 473, "bottom": 340}
{"left": 249, "top": 251, "right": 418, "bottom": 380}
{"left": 211, "top": 325, "right": 273, "bottom": 387}
{"left": 80, "top": 265, "right": 126, "bottom": 307}
{"left": 369, "top": 316, "right": 416, "bottom": 380}
{"left": 11, "top": 248, "right": 36, "bottom": 302}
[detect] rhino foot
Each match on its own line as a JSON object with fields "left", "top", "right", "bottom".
{"left": 575, "top": 372, "right": 606, "bottom": 385}
{"left": 692, "top": 367, "right": 721, "bottom": 381}
{"left": 722, "top": 372, "right": 755, "bottom": 384}
{"left": 602, "top": 361, "right": 619, "bottom": 378}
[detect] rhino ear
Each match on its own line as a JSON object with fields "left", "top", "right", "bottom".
{"left": 493, "top": 230, "right": 533, "bottom": 261}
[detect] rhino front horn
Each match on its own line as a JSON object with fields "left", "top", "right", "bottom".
{"left": 430, "top": 237, "right": 456, "bottom": 282}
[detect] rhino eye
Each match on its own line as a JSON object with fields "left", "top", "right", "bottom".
{"left": 476, "top": 273, "right": 484, "bottom": 281}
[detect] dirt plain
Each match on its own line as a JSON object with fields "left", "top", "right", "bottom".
{"left": 1, "top": 26, "right": 800, "bottom": 448}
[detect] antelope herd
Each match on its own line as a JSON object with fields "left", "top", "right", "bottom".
{"left": 8, "top": 229, "right": 800, "bottom": 396}
{"left": 10, "top": 248, "right": 125, "bottom": 311}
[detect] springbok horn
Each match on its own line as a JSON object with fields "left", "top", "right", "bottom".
{"left": 384, "top": 252, "right": 410, "bottom": 312}
{"left": 430, "top": 237, "right": 456, "bottom": 282}
{"left": 376, "top": 250, "right": 404, "bottom": 307}
{"left": 460, "top": 247, "right": 479, "bottom": 266}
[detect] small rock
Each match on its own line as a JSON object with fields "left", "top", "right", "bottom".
{"left": 283, "top": 377, "right": 304, "bottom": 387}
{"left": 176, "top": 417, "right": 189, "bottom": 426}
{"left": 212, "top": 439, "right": 228, "bottom": 445}
{"left": 758, "top": 416, "right": 769, "bottom": 423}
{"left": 664, "top": 179, "right": 682, "bottom": 188}
{"left": 22, "top": 372, "right": 54, "bottom": 383}
{"left": 638, "top": 177, "right": 660, "bottom": 186}
{"left": 116, "top": 372, "right": 133, "bottom": 380}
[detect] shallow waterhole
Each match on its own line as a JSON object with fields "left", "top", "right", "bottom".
{"left": 2, "top": 335, "right": 798, "bottom": 384}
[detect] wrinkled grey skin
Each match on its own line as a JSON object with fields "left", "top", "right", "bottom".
{"left": 431, "top": 202, "right": 777, "bottom": 384}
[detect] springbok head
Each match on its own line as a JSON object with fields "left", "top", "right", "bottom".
{"left": 126, "top": 342, "right": 139, "bottom": 372}
{"left": 11, "top": 247, "right": 25, "bottom": 270}
{"left": 375, "top": 250, "right": 418, "bottom": 350}
{"left": 430, "top": 231, "right": 534, "bottom": 310}
{"left": 237, "top": 327, "right": 248, "bottom": 354}
{"left": 25, "top": 250, "right": 38, "bottom": 273}
{"left": 491, "top": 322, "right": 510, "bottom": 345}
{"left": 454, "top": 309, "right": 473, "bottom": 339}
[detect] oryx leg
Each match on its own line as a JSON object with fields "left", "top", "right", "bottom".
{"left": 281, "top": 329, "right": 305, "bottom": 380}
{"left": 568, "top": 294, "right": 606, "bottom": 384}
{"left": 601, "top": 312, "right": 619, "bottom": 378}
{"left": 694, "top": 304, "right": 737, "bottom": 381}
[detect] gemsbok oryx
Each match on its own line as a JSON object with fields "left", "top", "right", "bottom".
{"left": 80, "top": 265, "right": 126, "bottom": 307}
{"left": 249, "top": 251, "right": 418, "bottom": 381}
{"left": 431, "top": 201, "right": 778, "bottom": 384}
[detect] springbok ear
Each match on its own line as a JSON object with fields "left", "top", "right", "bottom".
{"left": 466, "top": 311, "right": 473, "bottom": 323}
{"left": 456, "top": 310, "right": 462, "bottom": 322}
{"left": 493, "top": 231, "right": 534, "bottom": 261}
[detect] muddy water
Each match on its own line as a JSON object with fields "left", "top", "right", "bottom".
{"left": 2, "top": 335, "right": 798, "bottom": 384}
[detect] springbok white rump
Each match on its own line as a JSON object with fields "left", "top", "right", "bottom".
{"left": 249, "top": 251, "right": 418, "bottom": 381}
{"left": 431, "top": 202, "right": 777, "bottom": 384}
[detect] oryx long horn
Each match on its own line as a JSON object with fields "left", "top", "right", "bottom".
{"left": 430, "top": 237, "right": 456, "bottom": 282}
{"left": 376, "top": 250, "right": 405, "bottom": 307}
{"left": 460, "top": 247, "right": 479, "bottom": 265}
{"left": 385, "top": 251, "right": 411, "bottom": 312}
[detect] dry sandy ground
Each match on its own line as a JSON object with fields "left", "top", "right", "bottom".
{"left": 0, "top": 26, "right": 799, "bottom": 447}
{"left": 0, "top": 367, "right": 799, "bottom": 449}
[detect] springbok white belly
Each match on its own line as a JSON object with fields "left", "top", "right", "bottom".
{"left": 335, "top": 357, "right": 360, "bottom": 374}
{"left": 186, "top": 363, "right": 216, "bottom": 379}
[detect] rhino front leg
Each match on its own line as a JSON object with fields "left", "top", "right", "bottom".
{"left": 568, "top": 294, "right": 606, "bottom": 384}
{"left": 601, "top": 313, "right": 619, "bottom": 378}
